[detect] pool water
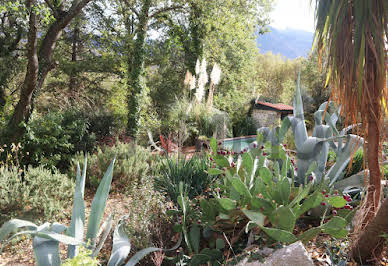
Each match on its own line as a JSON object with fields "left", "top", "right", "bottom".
{"left": 222, "top": 135, "right": 257, "bottom": 153}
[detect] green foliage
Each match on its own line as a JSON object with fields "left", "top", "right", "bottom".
{"left": 0, "top": 165, "right": 74, "bottom": 224}
{"left": 203, "top": 136, "right": 351, "bottom": 244}
{"left": 154, "top": 155, "right": 214, "bottom": 202}
{"left": 86, "top": 111, "right": 125, "bottom": 141}
{"left": 123, "top": 181, "right": 170, "bottom": 249}
{"left": 254, "top": 52, "right": 303, "bottom": 104}
{"left": 62, "top": 245, "right": 99, "bottom": 266}
{"left": 20, "top": 109, "right": 96, "bottom": 171}
{"left": 232, "top": 112, "right": 257, "bottom": 137}
{"left": 72, "top": 141, "right": 157, "bottom": 191}
{"left": 161, "top": 98, "right": 231, "bottom": 146}
{"left": 343, "top": 149, "right": 364, "bottom": 178}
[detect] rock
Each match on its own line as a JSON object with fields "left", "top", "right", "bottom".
{"left": 236, "top": 241, "right": 314, "bottom": 266}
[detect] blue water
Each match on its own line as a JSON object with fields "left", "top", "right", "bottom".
{"left": 222, "top": 136, "right": 257, "bottom": 153}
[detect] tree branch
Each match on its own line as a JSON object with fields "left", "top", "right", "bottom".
{"left": 38, "top": 0, "right": 93, "bottom": 63}
{"left": 150, "top": 5, "right": 185, "bottom": 18}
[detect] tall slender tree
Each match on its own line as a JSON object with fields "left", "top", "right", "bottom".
{"left": 122, "top": 0, "right": 184, "bottom": 136}
{"left": 314, "top": 0, "right": 387, "bottom": 263}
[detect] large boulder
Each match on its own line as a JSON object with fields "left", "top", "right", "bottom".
{"left": 236, "top": 241, "right": 314, "bottom": 266}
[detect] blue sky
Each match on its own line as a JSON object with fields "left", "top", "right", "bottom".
{"left": 270, "top": 0, "right": 315, "bottom": 32}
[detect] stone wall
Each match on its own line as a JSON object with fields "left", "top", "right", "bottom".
{"left": 251, "top": 109, "right": 281, "bottom": 129}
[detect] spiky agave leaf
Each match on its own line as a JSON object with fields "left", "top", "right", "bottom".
{"left": 67, "top": 158, "right": 87, "bottom": 258}
{"left": 86, "top": 157, "right": 116, "bottom": 247}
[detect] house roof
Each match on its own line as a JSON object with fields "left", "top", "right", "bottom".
{"left": 255, "top": 100, "right": 293, "bottom": 112}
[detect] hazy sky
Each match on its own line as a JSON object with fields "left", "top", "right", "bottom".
{"left": 270, "top": 0, "right": 316, "bottom": 32}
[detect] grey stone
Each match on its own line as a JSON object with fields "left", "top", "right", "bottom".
{"left": 236, "top": 241, "right": 314, "bottom": 266}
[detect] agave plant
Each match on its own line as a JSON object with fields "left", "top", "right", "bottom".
{"left": 254, "top": 73, "right": 364, "bottom": 189}
{"left": 0, "top": 158, "right": 131, "bottom": 265}
{"left": 0, "top": 158, "right": 182, "bottom": 266}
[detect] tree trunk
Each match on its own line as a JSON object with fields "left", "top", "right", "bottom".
{"left": 7, "top": 0, "right": 38, "bottom": 142}
{"left": 350, "top": 196, "right": 388, "bottom": 264}
{"left": 6, "top": 0, "right": 92, "bottom": 142}
{"left": 126, "top": 0, "right": 151, "bottom": 136}
{"left": 350, "top": 42, "right": 384, "bottom": 263}
{"left": 365, "top": 109, "right": 382, "bottom": 213}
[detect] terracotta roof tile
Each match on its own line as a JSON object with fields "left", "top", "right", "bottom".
{"left": 255, "top": 101, "right": 293, "bottom": 111}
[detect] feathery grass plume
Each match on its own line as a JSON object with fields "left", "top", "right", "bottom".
{"left": 189, "top": 75, "right": 196, "bottom": 90}
{"left": 195, "top": 58, "right": 208, "bottom": 103}
{"left": 184, "top": 70, "right": 193, "bottom": 87}
{"left": 207, "top": 63, "right": 222, "bottom": 109}
{"left": 210, "top": 63, "right": 221, "bottom": 85}
{"left": 195, "top": 59, "right": 201, "bottom": 75}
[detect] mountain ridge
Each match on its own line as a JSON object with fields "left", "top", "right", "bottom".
{"left": 256, "top": 26, "right": 314, "bottom": 59}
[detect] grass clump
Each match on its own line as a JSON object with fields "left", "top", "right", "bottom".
{"left": 154, "top": 155, "right": 214, "bottom": 202}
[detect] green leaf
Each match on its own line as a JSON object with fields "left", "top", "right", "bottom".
{"left": 250, "top": 197, "right": 275, "bottom": 214}
{"left": 33, "top": 223, "right": 66, "bottom": 266}
{"left": 289, "top": 183, "right": 312, "bottom": 207}
{"left": 297, "top": 227, "right": 321, "bottom": 243}
{"left": 92, "top": 214, "right": 114, "bottom": 257}
{"left": 242, "top": 153, "right": 254, "bottom": 175}
{"left": 270, "top": 206, "right": 296, "bottom": 232}
{"left": 278, "top": 178, "right": 291, "bottom": 204}
{"left": 242, "top": 210, "right": 264, "bottom": 226}
{"left": 230, "top": 178, "right": 252, "bottom": 199}
{"left": 210, "top": 138, "right": 217, "bottom": 153}
{"left": 67, "top": 159, "right": 87, "bottom": 258}
{"left": 208, "top": 168, "right": 223, "bottom": 175}
{"left": 125, "top": 235, "right": 182, "bottom": 266}
{"left": 327, "top": 196, "right": 347, "bottom": 208}
{"left": 86, "top": 158, "right": 115, "bottom": 247}
{"left": 261, "top": 227, "right": 297, "bottom": 244}
{"left": 214, "top": 155, "right": 230, "bottom": 168}
{"left": 217, "top": 198, "right": 236, "bottom": 211}
{"left": 200, "top": 200, "right": 216, "bottom": 223}
{"left": 295, "top": 190, "right": 324, "bottom": 217}
{"left": 215, "top": 239, "right": 225, "bottom": 250}
{"left": 259, "top": 167, "right": 272, "bottom": 185}
{"left": 190, "top": 248, "right": 223, "bottom": 266}
{"left": 190, "top": 225, "right": 201, "bottom": 254}
{"left": 0, "top": 219, "right": 37, "bottom": 242}
{"left": 321, "top": 217, "right": 348, "bottom": 238}
{"left": 107, "top": 222, "right": 131, "bottom": 266}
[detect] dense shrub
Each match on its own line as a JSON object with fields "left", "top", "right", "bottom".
{"left": 154, "top": 155, "right": 215, "bottom": 202}
{"left": 123, "top": 181, "right": 172, "bottom": 250}
{"left": 20, "top": 109, "right": 96, "bottom": 171}
{"left": 344, "top": 148, "right": 364, "bottom": 177}
{"left": 86, "top": 111, "right": 125, "bottom": 141}
{"left": 232, "top": 116, "right": 256, "bottom": 137}
{"left": 0, "top": 166, "right": 74, "bottom": 224}
{"left": 72, "top": 141, "right": 159, "bottom": 191}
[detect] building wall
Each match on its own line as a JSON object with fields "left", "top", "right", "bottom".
{"left": 251, "top": 109, "right": 281, "bottom": 129}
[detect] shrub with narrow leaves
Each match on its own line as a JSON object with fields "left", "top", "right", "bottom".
{"left": 0, "top": 166, "right": 74, "bottom": 224}
{"left": 71, "top": 141, "right": 158, "bottom": 191}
